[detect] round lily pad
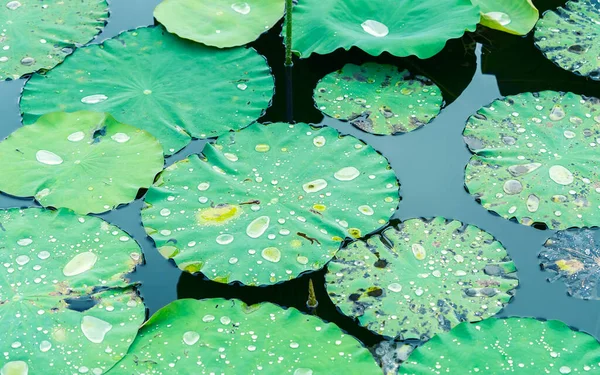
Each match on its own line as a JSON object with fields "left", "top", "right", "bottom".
{"left": 107, "top": 298, "right": 382, "bottom": 375}
{"left": 314, "top": 63, "right": 443, "bottom": 136}
{"left": 291, "top": 0, "right": 480, "bottom": 59}
{"left": 154, "top": 0, "right": 285, "bottom": 48}
{"left": 464, "top": 91, "right": 600, "bottom": 230}
{"left": 472, "top": 0, "right": 539, "bottom": 35}
{"left": 142, "top": 122, "right": 399, "bottom": 285}
{"left": 326, "top": 217, "right": 518, "bottom": 340}
{"left": 0, "top": 111, "right": 163, "bottom": 214}
{"left": 535, "top": 0, "right": 600, "bottom": 80}
{"left": 0, "top": 0, "right": 107, "bottom": 80}
{"left": 540, "top": 228, "right": 600, "bottom": 300}
{"left": 20, "top": 26, "right": 275, "bottom": 155}
{"left": 400, "top": 318, "right": 600, "bottom": 374}
{"left": 0, "top": 207, "right": 145, "bottom": 375}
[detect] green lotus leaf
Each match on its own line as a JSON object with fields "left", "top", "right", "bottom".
{"left": 0, "top": 0, "right": 107, "bottom": 80}
{"left": 326, "top": 217, "right": 518, "bottom": 340}
{"left": 290, "top": 0, "right": 480, "bottom": 59}
{"left": 107, "top": 298, "right": 382, "bottom": 375}
{"left": 535, "top": 0, "right": 600, "bottom": 80}
{"left": 540, "top": 228, "right": 600, "bottom": 300}
{"left": 142, "top": 122, "right": 399, "bottom": 285}
{"left": 464, "top": 91, "right": 600, "bottom": 230}
{"left": 400, "top": 318, "right": 600, "bottom": 374}
{"left": 314, "top": 63, "right": 443, "bottom": 136}
{"left": 0, "top": 207, "right": 145, "bottom": 375}
{"left": 472, "top": 0, "right": 538, "bottom": 35}
{"left": 154, "top": 0, "right": 285, "bottom": 48}
{"left": 20, "top": 26, "right": 275, "bottom": 156}
{"left": 0, "top": 111, "right": 163, "bottom": 214}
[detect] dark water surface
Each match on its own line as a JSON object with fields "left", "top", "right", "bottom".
{"left": 1, "top": 0, "right": 599, "bottom": 356}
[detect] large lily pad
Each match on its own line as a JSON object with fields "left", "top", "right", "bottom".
{"left": 291, "top": 0, "right": 480, "bottom": 59}
{"left": 464, "top": 91, "right": 600, "bottom": 230}
{"left": 0, "top": 0, "right": 107, "bottom": 80}
{"left": 142, "top": 122, "right": 399, "bottom": 285}
{"left": 20, "top": 26, "right": 275, "bottom": 155}
{"left": 0, "top": 111, "right": 163, "bottom": 214}
{"left": 314, "top": 63, "right": 443, "bottom": 136}
{"left": 108, "top": 298, "right": 382, "bottom": 374}
{"left": 400, "top": 318, "right": 600, "bottom": 374}
{"left": 535, "top": 0, "right": 600, "bottom": 80}
{"left": 0, "top": 208, "right": 145, "bottom": 375}
{"left": 472, "top": 0, "right": 539, "bottom": 35}
{"left": 326, "top": 217, "right": 518, "bottom": 340}
{"left": 540, "top": 228, "right": 600, "bottom": 300}
{"left": 154, "top": 0, "right": 285, "bottom": 48}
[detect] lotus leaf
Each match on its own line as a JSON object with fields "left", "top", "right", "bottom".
{"left": 400, "top": 318, "right": 600, "bottom": 374}
{"left": 314, "top": 63, "right": 443, "bottom": 135}
{"left": 0, "top": 111, "right": 163, "bottom": 214}
{"left": 20, "top": 26, "right": 275, "bottom": 155}
{"left": 535, "top": 0, "right": 600, "bottom": 80}
{"left": 326, "top": 217, "right": 518, "bottom": 340}
{"left": 0, "top": 0, "right": 107, "bottom": 80}
{"left": 472, "top": 0, "right": 539, "bottom": 35}
{"left": 142, "top": 122, "right": 399, "bottom": 285}
{"left": 107, "top": 298, "right": 382, "bottom": 374}
{"left": 291, "top": 0, "right": 480, "bottom": 59}
{"left": 464, "top": 91, "right": 600, "bottom": 230}
{"left": 0, "top": 208, "right": 145, "bottom": 375}
{"left": 154, "top": 0, "right": 285, "bottom": 48}
{"left": 540, "top": 228, "right": 600, "bottom": 300}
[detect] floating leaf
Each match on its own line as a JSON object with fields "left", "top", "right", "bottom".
{"left": 142, "top": 122, "right": 399, "bottom": 285}
{"left": 326, "top": 217, "right": 518, "bottom": 340}
{"left": 535, "top": 0, "right": 600, "bottom": 80}
{"left": 291, "top": 0, "right": 480, "bottom": 59}
{"left": 400, "top": 318, "right": 600, "bottom": 374}
{"left": 472, "top": 0, "right": 539, "bottom": 35}
{"left": 0, "top": 208, "right": 145, "bottom": 375}
{"left": 540, "top": 228, "right": 600, "bottom": 300}
{"left": 20, "top": 26, "right": 275, "bottom": 155}
{"left": 107, "top": 298, "right": 382, "bottom": 375}
{"left": 464, "top": 91, "right": 600, "bottom": 230}
{"left": 0, "top": 0, "right": 107, "bottom": 80}
{"left": 0, "top": 111, "right": 163, "bottom": 214}
{"left": 314, "top": 63, "right": 443, "bottom": 136}
{"left": 154, "top": 0, "right": 285, "bottom": 48}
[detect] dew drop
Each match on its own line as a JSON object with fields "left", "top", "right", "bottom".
{"left": 231, "top": 2, "right": 250, "bottom": 15}
{"left": 526, "top": 194, "right": 540, "bottom": 213}
{"left": 255, "top": 144, "right": 270, "bottom": 152}
{"left": 17, "top": 238, "right": 32, "bottom": 246}
{"left": 15, "top": 255, "right": 30, "bottom": 266}
{"left": 183, "top": 331, "right": 200, "bottom": 345}
{"left": 388, "top": 283, "right": 402, "bottom": 292}
{"left": 20, "top": 57, "right": 35, "bottom": 66}
{"left": 160, "top": 208, "right": 171, "bottom": 217}
{"left": 549, "top": 165, "right": 574, "bottom": 185}
{"left": 564, "top": 130, "right": 576, "bottom": 139}
{"left": 202, "top": 314, "right": 215, "bottom": 322}
{"left": 81, "top": 94, "right": 108, "bottom": 104}
{"left": 6, "top": 1, "right": 21, "bottom": 10}
{"left": 81, "top": 316, "right": 112, "bottom": 344}
{"left": 197, "top": 182, "right": 210, "bottom": 191}
{"left": 297, "top": 255, "right": 308, "bottom": 265}
{"left": 334, "top": 167, "right": 360, "bottom": 181}
{"left": 412, "top": 244, "right": 426, "bottom": 260}
{"left": 63, "top": 252, "right": 98, "bottom": 277}
{"left": 111, "top": 133, "right": 130, "bottom": 143}
{"left": 503, "top": 179, "right": 523, "bottom": 195}
{"left": 549, "top": 104, "right": 566, "bottom": 121}
{"left": 216, "top": 234, "right": 234, "bottom": 245}
{"left": 236, "top": 83, "right": 247, "bottom": 90}
{"left": 261, "top": 247, "right": 281, "bottom": 263}
{"left": 507, "top": 163, "right": 541, "bottom": 177}
{"left": 313, "top": 135, "right": 326, "bottom": 147}
{"left": 358, "top": 205, "right": 374, "bottom": 216}
{"left": 246, "top": 216, "right": 270, "bottom": 238}
{"left": 36, "top": 150, "right": 63, "bottom": 165}
{"left": 67, "top": 131, "right": 85, "bottom": 142}
{"left": 559, "top": 366, "right": 572, "bottom": 374}
{"left": 294, "top": 368, "right": 313, "bottom": 375}
{"left": 1, "top": 361, "right": 28, "bottom": 375}
{"left": 38, "top": 251, "right": 50, "bottom": 260}
{"left": 483, "top": 11, "right": 511, "bottom": 26}
{"left": 361, "top": 20, "right": 389, "bottom": 37}
{"left": 39, "top": 340, "right": 52, "bottom": 352}
{"left": 224, "top": 152, "right": 238, "bottom": 162}
{"left": 302, "top": 179, "right": 328, "bottom": 193}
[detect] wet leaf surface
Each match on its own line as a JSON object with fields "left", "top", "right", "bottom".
{"left": 473, "top": 0, "right": 539, "bottom": 35}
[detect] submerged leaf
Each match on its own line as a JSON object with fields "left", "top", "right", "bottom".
{"left": 142, "top": 122, "right": 399, "bottom": 285}
{"left": 314, "top": 63, "right": 443, "bottom": 135}
{"left": 0, "top": 0, "right": 107, "bottom": 80}
{"left": 154, "top": 0, "right": 285, "bottom": 48}
{"left": 0, "top": 111, "right": 163, "bottom": 214}
{"left": 535, "top": 0, "right": 600, "bottom": 80}
{"left": 326, "top": 217, "right": 518, "bottom": 340}
{"left": 540, "top": 228, "right": 600, "bottom": 300}
{"left": 0, "top": 208, "right": 145, "bottom": 374}
{"left": 473, "top": 0, "right": 539, "bottom": 35}
{"left": 464, "top": 91, "right": 600, "bottom": 230}
{"left": 291, "top": 0, "right": 480, "bottom": 59}
{"left": 400, "top": 318, "right": 600, "bottom": 374}
{"left": 20, "top": 26, "right": 275, "bottom": 155}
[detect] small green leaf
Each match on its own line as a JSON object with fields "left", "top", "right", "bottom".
{"left": 0, "top": 111, "right": 164, "bottom": 214}
{"left": 473, "top": 0, "right": 539, "bottom": 35}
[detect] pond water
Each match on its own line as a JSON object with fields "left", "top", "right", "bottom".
{"left": 0, "top": 0, "right": 599, "bottom": 361}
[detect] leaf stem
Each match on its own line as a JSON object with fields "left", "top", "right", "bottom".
{"left": 285, "top": 0, "right": 293, "bottom": 67}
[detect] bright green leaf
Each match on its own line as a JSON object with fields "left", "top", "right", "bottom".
{"left": 154, "top": 0, "right": 285, "bottom": 48}
{"left": 142, "top": 122, "right": 399, "bottom": 285}
{"left": 473, "top": 0, "right": 538, "bottom": 35}
{"left": 107, "top": 298, "right": 382, "bottom": 375}
{"left": 0, "top": 208, "right": 145, "bottom": 375}
{"left": 0, "top": 111, "right": 163, "bottom": 214}
{"left": 0, "top": 0, "right": 107, "bottom": 80}
{"left": 20, "top": 26, "right": 275, "bottom": 155}
{"left": 314, "top": 63, "right": 443, "bottom": 135}
{"left": 464, "top": 91, "right": 600, "bottom": 230}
